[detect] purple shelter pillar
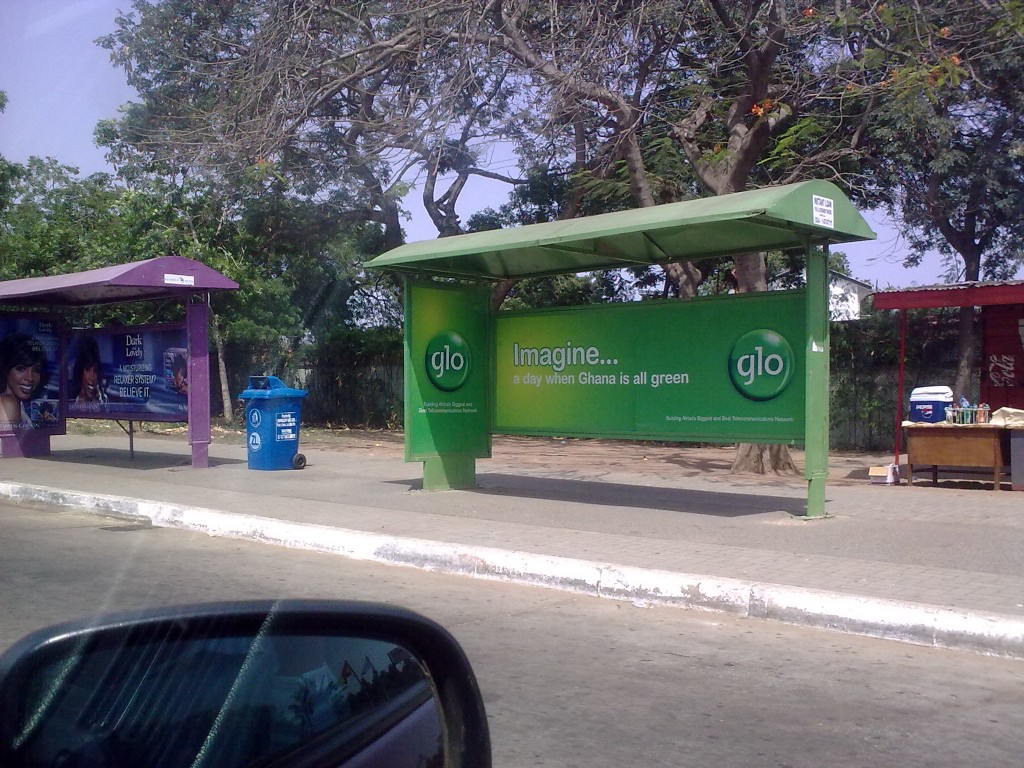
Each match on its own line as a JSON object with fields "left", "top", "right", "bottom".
{"left": 0, "top": 430, "right": 51, "bottom": 458}
{"left": 187, "top": 294, "right": 211, "bottom": 468}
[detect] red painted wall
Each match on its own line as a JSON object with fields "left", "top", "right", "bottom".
{"left": 981, "top": 304, "right": 1024, "bottom": 410}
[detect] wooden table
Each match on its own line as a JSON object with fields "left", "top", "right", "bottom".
{"left": 905, "top": 424, "right": 1011, "bottom": 490}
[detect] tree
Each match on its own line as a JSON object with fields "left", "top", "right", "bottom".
{"left": 0, "top": 93, "right": 22, "bottom": 216}
{"left": 97, "top": 0, "right": 525, "bottom": 251}
{"left": 0, "top": 153, "right": 360, "bottom": 418}
{"left": 862, "top": 0, "right": 1024, "bottom": 400}
{"left": 440, "top": 1, "right": 889, "bottom": 473}
{"left": 0, "top": 158, "right": 130, "bottom": 282}
{"left": 466, "top": 168, "right": 635, "bottom": 308}
{"left": 98, "top": 2, "right": 891, "bottom": 291}
{"left": 93, "top": 2, "right": 931, "bottom": 473}
{"left": 433, "top": 2, "right": 885, "bottom": 296}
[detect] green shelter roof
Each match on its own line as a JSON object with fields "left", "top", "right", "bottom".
{"left": 367, "top": 180, "right": 875, "bottom": 281}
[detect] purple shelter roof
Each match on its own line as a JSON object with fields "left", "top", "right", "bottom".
{"left": 0, "top": 256, "right": 238, "bottom": 307}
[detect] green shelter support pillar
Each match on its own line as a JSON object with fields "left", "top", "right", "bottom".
{"left": 423, "top": 454, "right": 477, "bottom": 490}
{"left": 403, "top": 278, "right": 492, "bottom": 492}
{"left": 804, "top": 244, "right": 830, "bottom": 517}
{"left": 368, "top": 183, "right": 873, "bottom": 501}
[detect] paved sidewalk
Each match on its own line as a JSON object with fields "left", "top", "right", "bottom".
{"left": 2, "top": 433, "right": 1022, "bottom": 658}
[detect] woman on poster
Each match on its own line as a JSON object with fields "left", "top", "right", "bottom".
{"left": 0, "top": 333, "right": 48, "bottom": 429}
{"left": 71, "top": 336, "right": 108, "bottom": 409}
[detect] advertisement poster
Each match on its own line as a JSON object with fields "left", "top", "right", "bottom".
{"left": 404, "top": 280, "right": 491, "bottom": 461}
{"left": 981, "top": 303, "right": 1024, "bottom": 410}
{"left": 0, "top": 315, "right": 63, "bottom": 434}
{"left": 494, "top": 291, "right": 807, "bottom": 443}
{"left": 65, "top": 324, "right": 189, "bottom": 421}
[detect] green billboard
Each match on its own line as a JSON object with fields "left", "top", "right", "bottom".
{"left": 494, "top": 291, "right": 806, "bottom": 443}
{"left": 404, "top": 279, "right": 491, "bottom": 463}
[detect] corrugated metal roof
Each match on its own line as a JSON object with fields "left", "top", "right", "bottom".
{"left": 871, "top": 280, "right": 1024, "bottom": 310}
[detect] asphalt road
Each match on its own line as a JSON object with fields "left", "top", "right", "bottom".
{"left": 2, "top": 499, "right": 1022, "bottom": 768}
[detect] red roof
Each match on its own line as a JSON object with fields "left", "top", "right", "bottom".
{"left": 870, "top": 280, "right": 1024, "bottom": 310}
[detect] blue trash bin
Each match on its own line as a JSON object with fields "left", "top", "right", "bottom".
{"left": 240, "top": 375, "right": 308, "bottom": 470}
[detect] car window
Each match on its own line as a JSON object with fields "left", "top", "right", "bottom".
{"left": 12, "top": 632, "right": 441, "bottom": 768}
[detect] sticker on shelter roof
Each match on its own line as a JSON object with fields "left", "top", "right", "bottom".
{"left": 812, "top": 195, "right": 834, "bottom": 228}
{"left": 163, "top": 273, "right": 196, "bottom": 286}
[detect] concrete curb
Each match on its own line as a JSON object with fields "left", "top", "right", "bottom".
{"left": 4, "top": 480, "right": 1023, "bottom": 659}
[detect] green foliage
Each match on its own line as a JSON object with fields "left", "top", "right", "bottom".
{"left": 571, "top": 135, "right": 701, "bottom": 212}
{"left": 862, "top": 0, "right": 1024, "bottom": 280}
{"left": 761, "top": 117, "right": 829, "bottom": 174}
{"left": 833, "top": 306, "right": 962, "bottom": 371}
{"left": 6, "top": 1, "right": 1023, "bottom": 433}
{"left": 499, "top": 274, "right": 610, "bottom": 311}
{"left": 0, "top": 154, "right": 376, "bottom": 380}
{"left": 0, "top": 159, "right": 133, "bottom": 280}
{"left": 303, "top": 326, "right": 403, "bottom": 427}
{"left": 466, "top": 168, "right": 635, "bottom": 307}
{"left": 829, "top": 306, "right": 968, "bottom": 450}
{"left": 0, "top": 93, "right": 20, "bottom": 215}
{"left": 466, "top": 167, "right": 574, "bottom": 230}
{"left": 309, "top": 325, "right": 402, "bottom": 366}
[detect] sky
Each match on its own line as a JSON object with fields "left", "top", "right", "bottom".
{"left": 3, "top": 0, "right": 1013, "bottom": 289}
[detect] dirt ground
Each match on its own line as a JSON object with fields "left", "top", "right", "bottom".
{"left": 68, "top": 421, "right": 893, "bottom": 488}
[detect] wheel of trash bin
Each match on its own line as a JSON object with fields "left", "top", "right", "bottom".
{"left": 292, "top": 453, "right": 306, "bottom": 470}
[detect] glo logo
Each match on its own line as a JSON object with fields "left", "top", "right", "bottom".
{"left": 728, "top": 329, "right": 794, "bottom": 401}
{"left": 425, "top": 331, "right": 471, "bottom": 392}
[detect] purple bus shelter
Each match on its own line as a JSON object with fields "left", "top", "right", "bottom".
{"left": 0, "top": 256, "right": 238, "bottom": 468}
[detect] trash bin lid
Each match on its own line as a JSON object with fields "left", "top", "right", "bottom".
{"left": 240, "top": 375, "right": 307, "bottom": 400}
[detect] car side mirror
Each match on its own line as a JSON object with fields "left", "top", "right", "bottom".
{"left": 0, "top": 600, "right": 491, "bottom": 768}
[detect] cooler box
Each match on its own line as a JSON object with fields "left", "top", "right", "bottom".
{"left": 909, "top": 386, "right": 953, "bottom": 423}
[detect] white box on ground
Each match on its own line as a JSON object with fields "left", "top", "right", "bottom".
{"left": 869, "top": 463, "right": 900, "bottom": 485}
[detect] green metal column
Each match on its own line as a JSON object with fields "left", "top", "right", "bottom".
{"left": 403, "top": 278, "right": 492, "bottom": 492}
{"left": 804, "top": 244, "right": 830, "bottom": 517}
{"left": 422, "top": 454, "right": 477, "bottom": 490}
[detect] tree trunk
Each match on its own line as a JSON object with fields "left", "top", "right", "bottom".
{"left": 491, "top": 279, "right": 517, "bottom": 311}
{"left": 925, "top": 164, "right": 984, "bottom": 402}
{"left": 952, "top": 305, "right": 977, "bottom": 402}
{"left": 731, "top": 252, "right": 768, "bottom": 293}
{"left": 730, "top": 250, "right": 797, "bottom": 475}
{"left": 731, "top": 443, "right": 799, "bottom": 475}
{"left": 212, "top": 313, "right": 233, "bottom": 422}
{"left": 663, "top": 261, "right": 703, "bottom": 297}
{"left": 944, "top": 238, "right": 981, "bottom": 403}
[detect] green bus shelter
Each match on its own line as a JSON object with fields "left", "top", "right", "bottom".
{"left": 367, "top": 180, "right": 875, "bottom": 517}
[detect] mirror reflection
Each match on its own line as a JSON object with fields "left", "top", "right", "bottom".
{"left": 11, "top": 628, "right": 443, "bottom": 768}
